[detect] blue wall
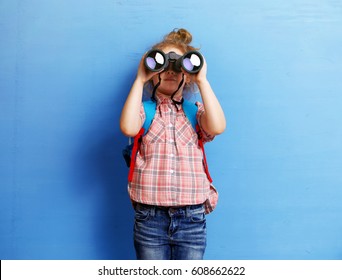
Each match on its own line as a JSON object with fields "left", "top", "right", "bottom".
{"left": 1, "top": 0, "right": 342, "bottom": 260}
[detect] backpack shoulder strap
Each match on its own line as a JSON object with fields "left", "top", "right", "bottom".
{"left": 127, "top": 100, "right": 156, "bottom": 182}
{"left": 182, "top": 99, "right": 198, "bottom": 132}
{"left": 182, "top": 100, "right": 213, "bottom": 183}
{"left": 142, "top": 100, "right": 157, "bottom": 135}
{"left": 196, "top": 123, "right": 213, "bottom": 183}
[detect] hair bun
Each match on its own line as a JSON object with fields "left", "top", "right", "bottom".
{"left": 165, "top": 28, "right": 192, "bottom": 45}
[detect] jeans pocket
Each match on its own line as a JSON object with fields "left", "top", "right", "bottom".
{"left": 134, "top": 204, "right": 151, "bottom": 222}
{"left": 190, "top": 206, "right": 206, "bottom": 223}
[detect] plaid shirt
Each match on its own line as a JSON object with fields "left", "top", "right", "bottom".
{"left": 128, "top": 96, "right": 218, "bottom": 214}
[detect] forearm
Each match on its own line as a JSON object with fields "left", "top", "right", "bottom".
{"left": 120, "top": 78, "right": 144, "bottom": 137}
{"left": 197, "top": 79, "right": 226, "bottom": 136}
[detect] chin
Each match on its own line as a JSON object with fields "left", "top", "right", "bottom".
{"left": 158, "top": 89, "right": 177, "bottom": 96}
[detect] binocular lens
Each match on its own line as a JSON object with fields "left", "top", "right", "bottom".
{"left": 145, "top": 50, "right": 165, "bottom": 71}
{"left": 182, "top": 52, "right": 203, "bottom": 73}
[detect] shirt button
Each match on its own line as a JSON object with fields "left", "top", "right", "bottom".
{"left": 170, "top": 169, "right": 174, "bottom": 174}
{"left": 170, "top": 154, "right": 175, "bottom": 157}
{"left": 169, "top": 123, "right": 173, "bottom": 128}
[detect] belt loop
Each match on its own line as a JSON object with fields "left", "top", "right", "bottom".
{"left": 150, "top": 205, "right": 156, "bottom": 217}
{"left": 186, "top": 205, "right": 191, "bottom": 218}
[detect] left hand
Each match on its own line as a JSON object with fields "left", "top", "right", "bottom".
{"left": 194, "top": 55, "right": 208, "bottom": 84}
{"left": 182, "top": 55, "right": 208, "bottom": 85}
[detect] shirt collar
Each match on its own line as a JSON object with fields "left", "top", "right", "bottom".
{"left": 155, "top": 94, "right": 183, "bottom": 110}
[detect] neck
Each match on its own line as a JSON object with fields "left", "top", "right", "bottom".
{"left": 156, "top": 91, "right": 183, "bottom": 100}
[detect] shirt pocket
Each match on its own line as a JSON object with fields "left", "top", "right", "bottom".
{"left": 142, "top": 118, "right": 165, "bottom": 144}
{"left": 175, "top": 116, "right": 198, "bottom": 146}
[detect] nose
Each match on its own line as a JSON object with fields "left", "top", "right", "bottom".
{"left": 165, "top": 63, "right": 176, "bottom": 73}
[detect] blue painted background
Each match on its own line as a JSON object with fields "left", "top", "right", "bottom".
{"left": 1, "top": 0, "right": 342, "bottom": 260}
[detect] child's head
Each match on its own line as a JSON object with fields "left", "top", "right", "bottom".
{"left": 145, "top": 28, "right": 199, "bottom": 100}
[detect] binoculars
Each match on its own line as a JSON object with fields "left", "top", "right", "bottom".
{"left": 144, "top": 49, "right": 203, "bottom": 74}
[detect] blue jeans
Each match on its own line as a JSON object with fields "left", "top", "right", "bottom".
{"left": 133, "top": 203, "right": 207, "bottom": 260}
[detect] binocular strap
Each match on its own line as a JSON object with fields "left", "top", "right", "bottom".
{"left": 151, "top": 73, "right": 162, "bottom": 102}
{"left": 151, "top": 73, "right": 185, "bottom": 107}
{"left": 171, "top": 73, "right": 185, "bottom": 106}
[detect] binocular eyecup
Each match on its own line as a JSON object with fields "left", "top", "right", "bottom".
{"left": 144, "top": 49, "right": 203, "bottom": 74}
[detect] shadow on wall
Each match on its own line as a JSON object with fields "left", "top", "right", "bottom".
{"left": 74, "top": 74, "right": 136, "bottom": 260}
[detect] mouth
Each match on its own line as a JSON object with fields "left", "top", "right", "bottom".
{"left": 163, "top": 77, "right": 177, "bottom": 82}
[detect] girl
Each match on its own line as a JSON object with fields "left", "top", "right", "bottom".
{"left": 120, "top": 28, "right": 226, "bottom": 260}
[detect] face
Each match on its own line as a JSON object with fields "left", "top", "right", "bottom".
{"left": 152, "top": 46, "right": 189, "bottom": 98}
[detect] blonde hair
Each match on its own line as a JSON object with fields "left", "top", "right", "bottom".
{"left": 152, "top": 28, "right": 198, "bottom": 53}
{"left": 144, "top": 28, "right": 199, "bottom": 97}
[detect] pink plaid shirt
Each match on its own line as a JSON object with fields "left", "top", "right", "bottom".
{"left": 128, "top": 96, "right": 218, "bottom": 213}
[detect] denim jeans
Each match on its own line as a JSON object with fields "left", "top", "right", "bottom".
{"left": 133, "top": 203, "right": 207, "bottom": 260}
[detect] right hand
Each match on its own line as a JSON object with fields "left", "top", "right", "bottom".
{"left": 136, "top": 53, "right": 163, "bottom": 84}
